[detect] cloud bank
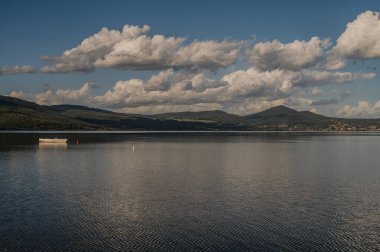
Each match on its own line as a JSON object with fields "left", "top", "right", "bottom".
{"left": 1, "top": 10, "right": 379, "bottom": 75}
{"left": 335, "top": 11, "right": 380, "bottom": 60}
{"left": 40, "top": 25, "right": 242, "bottom": 73}
{"left": 10, "top": 67, "right": 375, "bottom": 115}
{"left": 0, "top": 65, "right": 37, "bottom": 75}
{"left": 327, "top": 11, "right": 380, "bottom": 69}
{"left": 338, "top": 100, "right": 380, "bottom": 118}
{"left": 2, "top": 10, "right": 380, "bottom": 116}
{"left": 248, "top": 37, "right": 330, "bottom": 71}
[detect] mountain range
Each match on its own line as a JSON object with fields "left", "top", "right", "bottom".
{"left": 0, "top": 95, "right": 379, "bottom": 131}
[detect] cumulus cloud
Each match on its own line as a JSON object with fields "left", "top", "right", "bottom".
{"left": 335, "top": 11, "right": 380, "bottom": 59}
{"left": 248, "top": 37, "right": 330, "bottom": 71}
{"left": 173, "top": 40, "right": 242, "bottom": 71}
{"left": 92, "top": 73, "right": 226, "bottom": 109}
{"left": 10, "top": 82, "right": 95, "bottom": 105}
{"left": 337, "top": 100, "right": 380, "bottom": 118}
{"left": 40, "top": 25, "right": 242, "bottom": 73}
{"left": 328, "top": 11, "right": 380, "bottom": 69}
{"left": 0, "top": 65, "right": 37, "bottom": 75}
{"left": 144, "top": 69, "right": 175, "bottom": 91}
{"left": 3, "top": 11, "right": 380, "bottom": 118}
{"left": 94, "top": 66, "right": 369, "bottom": 114}
{"left": 9, "top": 66, "right": 374, "bottom": 114}
{"left": 325, "top": 53, "right": 347, "bottom": 70}
{"left": 221, "top": 68, "right": 373, "bottom": 101}
{"left": 92, "top": 68, "right": 360, "bottom": 112}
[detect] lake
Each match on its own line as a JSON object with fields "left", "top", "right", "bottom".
{"left": 0, "top": 132, "right": 379, "bottom": 251}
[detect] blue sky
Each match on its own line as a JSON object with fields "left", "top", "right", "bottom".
{"left": 1, "top": 0, "right": 379, "bottom": 117}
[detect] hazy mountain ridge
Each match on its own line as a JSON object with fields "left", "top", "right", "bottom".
{"left": 0, "top": 95, "right": 379, "bottom": 131}
{"left": 151, "top": 110, "right": 250, "bottom": 124}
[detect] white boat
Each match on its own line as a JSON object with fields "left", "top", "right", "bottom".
{"left": 39, "top": 138, "right": 67, "bottom": 144}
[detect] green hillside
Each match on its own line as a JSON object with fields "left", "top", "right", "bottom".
{"left": 1, "top": 95, "right": 379, "bottom": 131}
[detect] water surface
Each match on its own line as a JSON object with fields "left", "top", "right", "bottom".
{"left": 0, "top": 132, "right": 379, "bottom": 251}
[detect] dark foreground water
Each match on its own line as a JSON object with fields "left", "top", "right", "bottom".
{"left": 0, "top": 132, "right": 379, "bottom": 251}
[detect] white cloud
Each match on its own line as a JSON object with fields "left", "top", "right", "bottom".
{"left": 93, "top": 68, "right": 358, "bottom": 112}
{"left": 221, "top": 68, "right": 371, "bottom": 101}
{"left": 92, "top": 73, "right": 226, "bottom": 109}
{"left": 173, "top": 40, "right": 242, "bottom": 71}
{"left": 337, "top": 100, "right": 380, "bottom": 117}
{"left": 325, "top": 52, "right": 347, "bottom": 70}
{"left": 189, "top": 73, "right": 228, "bottom": 92}
{"left": 10, "top": 82, "right": 95, "bottom": 105}
{"left": 92, "top": 68, "right": 373, "bottom": 114}
{"left": 41, "top": 25, "right": 242, "bottom": 73}
{"left": 9, "top": 66, "right": 374, "bottom": 114}
{"left": 0, "top": 65, "right": 37, "bottom": 75}
{"left": 335, "top": 11, "right": 380, "bottom": 60}
{"left": 144, "top": 69, "right": 175, "bottom": 91}
{"left": 248, "top": 37, "right": 330, "bottom": 71}
{"left": 3, "top": 11, "right": 380, "bottom": 118}
{"left": 328, "top": 11, "right": 380, "bottom": 69}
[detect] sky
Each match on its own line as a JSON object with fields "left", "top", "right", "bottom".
{"left": 1, "top": 0, "right": 380, "bottom": 117}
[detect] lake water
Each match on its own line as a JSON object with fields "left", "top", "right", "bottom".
{"left": 0, "top": 132, "right": 379, "bottom": 251}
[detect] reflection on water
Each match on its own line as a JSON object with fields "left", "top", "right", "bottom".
{"left": 38, "top": 143, "right": 68, "bottom": 149}
{"left": 0, "top": 132, "right": 379, "bottom": 251}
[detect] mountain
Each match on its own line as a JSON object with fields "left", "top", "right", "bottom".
{"left": 0, "top": 96, "right": 249, "bottom": 130}
{"left": 48, "top": 104, "right": 247, "bottom": 130}
{"left": 245, "top": 105, "right": 331, "bottom": 128}
{"left": 246, "top": 105, "right": 326, "bottom": 121}
{"left": 0, "top": 95, "right": 379, "bottom": 131}
{"left": 0, "top": 95, "right": 96, "bottom": 130}
{"left": 48, "top": 104, "right": 145, "bottom": 129}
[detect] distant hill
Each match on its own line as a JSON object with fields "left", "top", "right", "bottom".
{"left": 244, "top": 105, "right": 332, "bottom": 129}
{"left": 49, "top": 104, "right": 115, "bottom": 114}
{"left": 245, "top": 105, "right": 327, "bottom": 122}
{"left": 48, "top": 104, "right": 144, "bottom": 129}
{"left": 0, "top": 95, "right": 248, "bottom": 130}
{"left": 0, "top": 95, "right": 96, "bottom": 130}
{"left": 1, "top": 95, "right": 379, "bottom": 131}
{"left": 47, "top": 104, "right": 244, "bottom": 130}
{"left": 152, "top": 110, "right": 250, "bottom": 124}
